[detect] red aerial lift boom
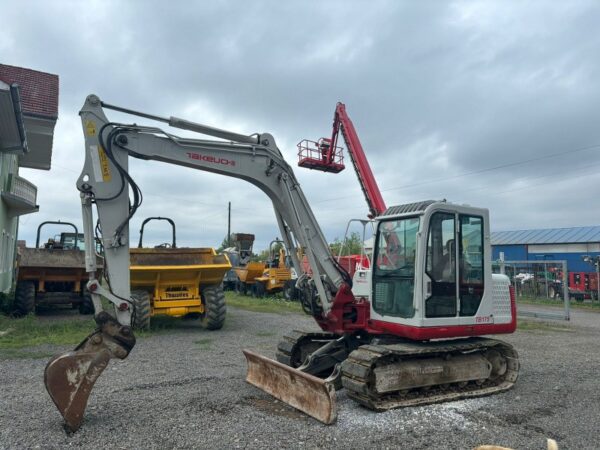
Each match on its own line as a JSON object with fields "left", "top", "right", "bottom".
{"left": 298, "top": 102, "right": 386, "bottom": 218}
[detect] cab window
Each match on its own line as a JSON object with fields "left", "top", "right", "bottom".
{"left": 459, "top": 215, "right": 484, "bottom": 316}
{"left": 372, "top": 217, "right": 420, "bottom": 318}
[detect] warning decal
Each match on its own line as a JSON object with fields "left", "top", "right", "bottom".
{"left": 85, "top": 120, "right": 96, "bottom": 136}
{"left": 98, "top": 146, "right": 112, "bottom": 182}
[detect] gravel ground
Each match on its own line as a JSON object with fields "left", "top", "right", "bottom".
{"left": 1, "top": 305, "right": 599, "bottom": 450}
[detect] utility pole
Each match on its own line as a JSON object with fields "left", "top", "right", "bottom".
{"left": 227, "top": 201, "right": 231, "bottom": 247}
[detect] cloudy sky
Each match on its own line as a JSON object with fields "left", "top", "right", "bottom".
{"left": 4, "top": 0, "right": 600, "bottom": 251}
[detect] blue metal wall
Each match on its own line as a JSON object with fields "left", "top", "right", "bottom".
{"left": 492, "top": 245, "right": 528, "bottom": 261}
{"left": 527, "top": 252, "right": 600, "bottom": 272}
{"left": 492, "top": 245, "right": 600, "bottom": 272}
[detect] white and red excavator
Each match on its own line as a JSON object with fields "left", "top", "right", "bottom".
{"left": 44, "top": 95, "right": 518, "bottom": 432}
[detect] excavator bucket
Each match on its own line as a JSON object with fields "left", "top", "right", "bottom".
{"left": 44, "top": 312, "right": 135, "bottom": 432}
{"left": 243, "top": 349, "right": 337, "bottom": 424}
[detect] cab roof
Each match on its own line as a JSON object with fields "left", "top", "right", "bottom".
{"left": 382, "top": 200, "right": 442, "bottom": 217}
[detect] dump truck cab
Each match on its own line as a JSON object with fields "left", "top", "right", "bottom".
{"left": 59, "top": 232, "right": 85, "bottom": 250}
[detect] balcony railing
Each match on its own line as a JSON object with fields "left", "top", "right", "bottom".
{"left": 10, "top": 174, "right": 36, "bottom": 204}
{"left": 1, "top": 173, "right": 38, "bottom": 216}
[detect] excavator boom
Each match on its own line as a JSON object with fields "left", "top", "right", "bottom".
{"left": 44, "top": 95, "right": 353, "bottom": 430}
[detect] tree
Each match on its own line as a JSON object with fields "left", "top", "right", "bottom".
{"left": 216, "top": 234, "right": 232, "bottom": 253}
{"left": 329, "top": 232, "right": 364, "bottom": 256}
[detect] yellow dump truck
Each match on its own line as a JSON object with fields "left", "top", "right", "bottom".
{"left": 15, "top": 221, "right": 101, "bottom": 315}
{"left": 233, "top": 261, "right": 266, "bottom": 295}
{"left": 129, "top": 217, "right": 231, "bottom": 330}
{"left": 252, "top": 240, "right": 294, "bottom": 297}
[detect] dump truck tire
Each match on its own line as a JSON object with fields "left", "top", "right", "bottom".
{"left": 131, "top": 290, "right": 151, "bottom": 330}
{"left": 201, "top": 285, "right": 226, "bottom": 330}
{"left": 235, "top": 281, "right": 247, "bottom": 296}
{"left": 15, "top": 281, "right": 35, "bottom": 315}
{"left": 283, "top": 280, "right": 297, "bottom": 301}
{"left": 254, "top": 282, "right": 266, "bottom": 298}
{"left": 78, "top": 292, "right": 95, "bottom": 315}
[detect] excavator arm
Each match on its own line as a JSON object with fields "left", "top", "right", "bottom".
{"left": 44, "top": 95, "right": 354, "bottom": 430}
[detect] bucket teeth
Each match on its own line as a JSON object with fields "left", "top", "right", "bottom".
{"left": 243, "top": 349, "right": 337, "bottom": 424}
{"left": 44, "top": 312, "right": 135, "bottom": 432}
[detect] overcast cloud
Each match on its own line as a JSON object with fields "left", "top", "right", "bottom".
{"left": 3, "top": 0, "right": 600, "bottom": 251}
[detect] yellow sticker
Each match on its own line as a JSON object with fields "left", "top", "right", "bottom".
{"left": 85, "top": 120, "right": 96, "bottom": 136}
{"left": 98, "top": 146, "right": 112, "bottom": 182}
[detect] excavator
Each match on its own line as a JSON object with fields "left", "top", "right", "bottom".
{"left": 44, "top": 95, "right": 519, "bottom": 432}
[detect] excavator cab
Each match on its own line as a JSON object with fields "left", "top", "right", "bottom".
{"left": 368, "top": 200, "right": 514, "bottom": 335}
{"left": 370, "top": 201, "right": 506, "bottom": 330}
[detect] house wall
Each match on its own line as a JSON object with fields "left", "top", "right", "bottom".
{"left": 0, "top": 152, "right": 19, "bottom": 292}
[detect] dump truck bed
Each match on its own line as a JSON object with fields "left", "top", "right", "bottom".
{"left": 234, "top": 262, "right": 265, "bottom": 283}
{"left": 18, "top": 248, "right": 87, "bottom": 269}
{"left": 17, "top": 248, "right": 103, "bottom": 283}
{"left": 130, "top": 247, "right": 231, "bottom": 287}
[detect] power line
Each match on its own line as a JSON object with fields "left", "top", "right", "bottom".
{"left": 314, "top": 158, "right": 600, "bottom": 216}
{"left": 313, "top": 143, "right": 600, "bottom": 205}
{"left": 381, "top": 143, "right": 600, "bottom": 193}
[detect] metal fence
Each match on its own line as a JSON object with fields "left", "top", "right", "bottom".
{"left": 492, "top": 260, "right": 570, "bottom": 321}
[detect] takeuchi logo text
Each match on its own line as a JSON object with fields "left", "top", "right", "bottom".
{"left": 186, "top": 152, "right": 236, "bottom": 166}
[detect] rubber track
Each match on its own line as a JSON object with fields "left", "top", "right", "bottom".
{"left": 275, "top": 330, "right": 338, "bottom": 367}
{"left": 341, "top": 337, "right": 519, "bottom": 410}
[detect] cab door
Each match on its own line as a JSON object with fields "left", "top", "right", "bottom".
{"left": 422, "top": 211, "right": 485, "bottom": 325}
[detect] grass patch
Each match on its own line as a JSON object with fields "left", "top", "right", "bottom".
{"left": 517, "top": 319, "right": 573, "bottom": 333}
{"left": 0, "top": 311, "right": 202, "bottom": 356}
{"left": 225, "top": 292, "right": 303, "bottom": 315}
{"left": 0, "top": 292, "right": 14, "bottom": 314}
{"left": 194, "top": 337, "right": 213, "bottom": 349}
{"left": 0, "top": 348, "right": 55, "bottom": 360}
{"left": 518, "top": 297, "right": 600, "bottom": 311}
{"left": 0, "top": 314, "right": 96, "bottom": 350}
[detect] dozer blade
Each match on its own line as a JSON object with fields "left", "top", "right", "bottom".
{"left": 44, "top": 312, "right": 135, "bottom": 432}
{"left": 243, "top": 349, "right": 337, "bottom": 424}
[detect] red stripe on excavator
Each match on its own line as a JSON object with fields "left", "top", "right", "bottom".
{"left": 367, "top": 319, "right": 516, "bottom": 340}
{"left": 320, "top": 284, "right": 517, "bottom": 339}
{"left": 368, "top": 285, "right": 517, "bottom": 340}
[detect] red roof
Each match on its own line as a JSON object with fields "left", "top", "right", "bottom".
{"left": 0, "top": 64, "right": 58, "bottom": 119}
